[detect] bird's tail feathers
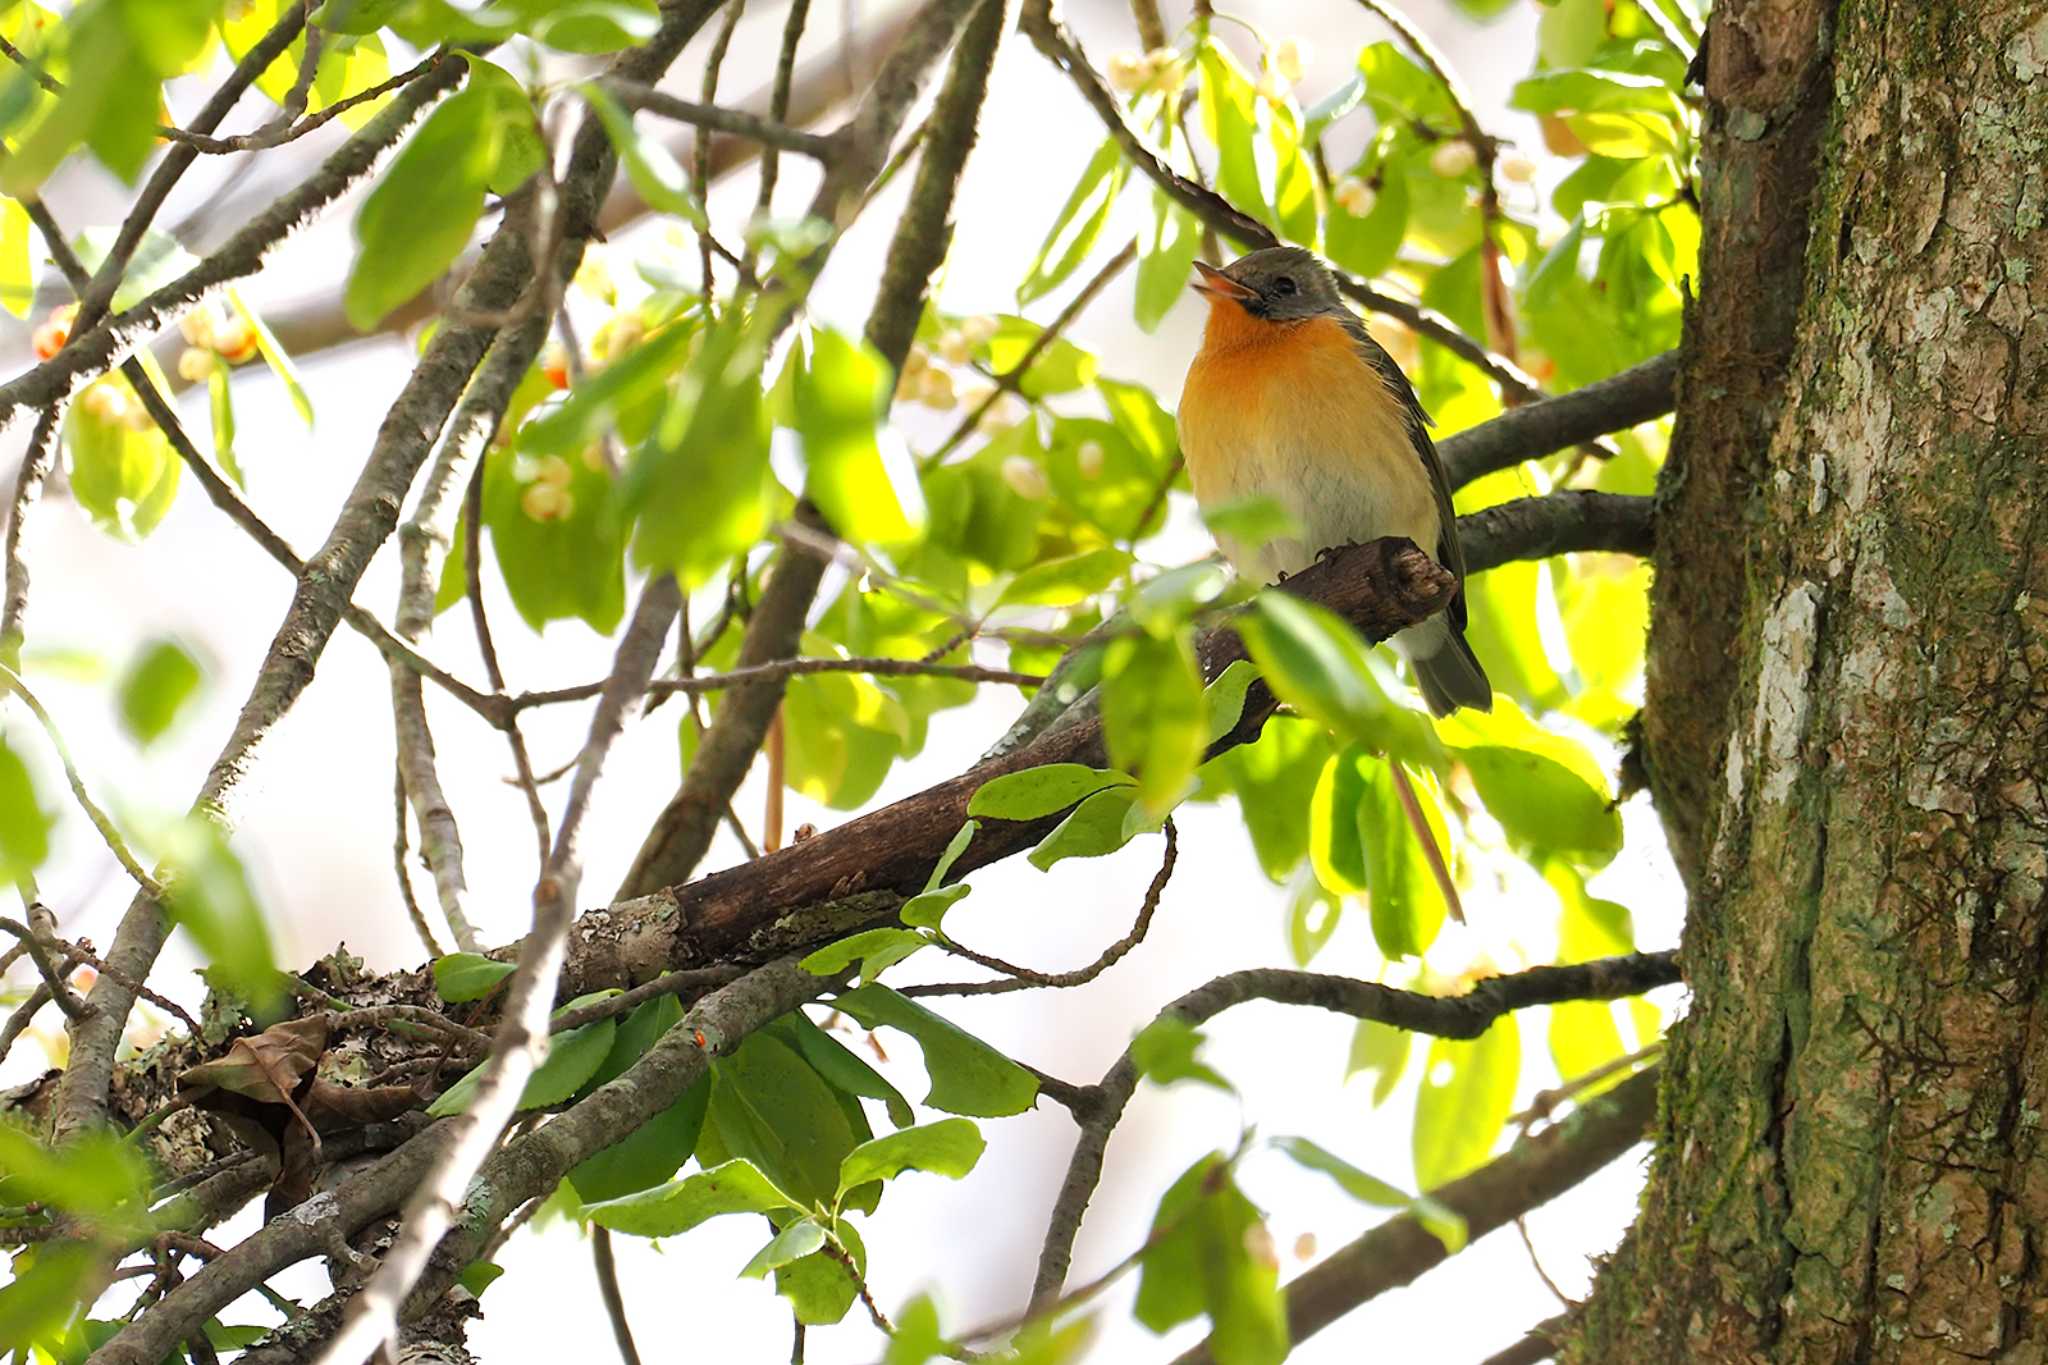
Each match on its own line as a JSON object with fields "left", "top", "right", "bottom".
{"left": 1399, "top": 620, "right": 1492, "bottom": 718}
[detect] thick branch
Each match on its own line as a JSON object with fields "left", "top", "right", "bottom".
{"left": 602, "top": 80, "right": 839, "bottom": 159}
{"left": 1461, "top": 492, "right": 1654, "bottom": 573}
{"left": 1175, "top": 1068, "right": 1659, "bottom": 1364}
{"left": 1439, "top": 352, "right": 1679, "bottom": 489}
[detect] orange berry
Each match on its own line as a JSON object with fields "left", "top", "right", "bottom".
{"left": 32, "top": 303, "right": 75, "bottom": 361}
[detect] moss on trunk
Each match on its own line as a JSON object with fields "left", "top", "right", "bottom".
{"left": 1578, "top": 1, "right": 2048, "bottom": 1358}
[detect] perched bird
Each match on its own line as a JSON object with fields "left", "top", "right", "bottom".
{"left": 1177, "top": 246, "right": 1491, "bottom": 716}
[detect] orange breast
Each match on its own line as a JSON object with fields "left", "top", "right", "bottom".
{"left": 1177, "top": 302, "right": 1437, "bottom": 578}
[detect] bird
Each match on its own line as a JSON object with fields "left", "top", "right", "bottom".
{"left": 1176, "top": 245, "right": 1491, "bottom": 716}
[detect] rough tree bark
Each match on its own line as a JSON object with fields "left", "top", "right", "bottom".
{"left": 1578, "top": 1, "right": 2048, "bottom": 1359}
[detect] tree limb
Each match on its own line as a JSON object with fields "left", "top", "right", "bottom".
{"left": 1439, "top": 352, "right": 1679, "bottom": 489}
{"left": 1029, "top": 960, "right": 1675, "bottom": 1306}
{"left": 1461, "top": 492, "right": 1654, "bottom": 573}
{"left": 1171, "top": 1069, "right": 1660, "bottom": 1364}
{"left": 602, "top": 80, "right": 840, "bottom": 159}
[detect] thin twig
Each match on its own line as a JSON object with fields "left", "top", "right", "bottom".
{"left": 463, "top": 451, "right": 552, "bottom": 867}
{"left": 910, "top": 820, "right": 1177, "bottom": 996}
{"left": 547, "top": 966, "right": 747, "bottom": 1034}
{"left": 924, "top": 238, "right": 1139, "bottom": 467}
{"left": 694, "top": 0, "right": 747, "bottom": 309}
{"left": 516, "top": 654, "right": 1044, "bottom": 710}
{"left": 592, "top": 1227, "right": 644, "bottom": 1365}
{"left": 750, "top": 0, "right": 815, "bottom": 275}
{"left": 0, "top": 913, "right": 88, "bottom": 1021}
{"left": 604, "top": 79, "right": 838, "bottom": 161}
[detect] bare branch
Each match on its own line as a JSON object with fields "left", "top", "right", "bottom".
{"left": 591, "top": 1227, "right": 644, "bottom": 1365}
{"left": 1439, "top": 352, "right": 1679, "bottom": 489}
{"left": 749, "top": 0, "right": 815, "bottom": 276}
{"left": 0, "top": 404, "right": 66, "bottom": 664}
{"left": 513, "top": 654, "right": 1044, "bottom": 710}
{"left": 0, "top": 913, "right": 88, "bottom": 1022}
{"left": 1171, "top": 1069, "right": 1659, "bottom": 1364}
{"left": 319, "top": 568, "right": 681, "bottom": 1365}
{"left": 1029, "top": 957, "right": 1677, "bottom": 1307}
{"left": 911, "top": 820, "right": 1177, "bottom": 996}
{"left": 1475, "top": 1314, "right": 1571, "bottom": 1365}
{"left": 603, "top": 80, "right": 840, "bottom": 160}
{"left": 1461, "top": 492, "right": 1654, "bottom": 574}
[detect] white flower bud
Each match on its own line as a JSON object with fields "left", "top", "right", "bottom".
{"left": 917, "top": 366, "right": 956, "bottom": 409}
{"left": 1499, "top": 152, "right": 1538, "bottom": 184}
{"left": 1334, "top": 176, "right": 1377, "bottom": 217}
{"left": 1271, "top": 38, "right": 1305, "bottom": 86}
{"left": 176, "top": 348, "right": 215, "bottom": 385}
{"left": 1076, "top": 440, "right": 1105, "bottom": 479}
{"left": 1430, "top": 140, "right": 1477, "bottom": 178}
{"left": 936, "top": 329, "right": 971, "bottom": 365}
{"left": 1000, "top": 454, "right": 1049, "bottom": 501}
{"left": 521, "top": 481, "right": 574, "bottom": 522}
{"left": 958, "top": 314, "right": 999, "bottom": 345}
{"left": 1107, "top": 51, "right": 1150, "bottom": 92}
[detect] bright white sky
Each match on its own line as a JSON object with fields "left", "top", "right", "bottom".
{"left": 0, "top": 1, "right": 1685, "bottom": 1360}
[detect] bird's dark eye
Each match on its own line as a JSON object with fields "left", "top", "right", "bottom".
{"left": 1272, "top": 275, "right": 1298, "bottom": 296}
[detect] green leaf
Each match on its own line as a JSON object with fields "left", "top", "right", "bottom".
{"left": 702, "top": 1030, "right": 867, "bottom": 1207}
{"left": 69, "top": 227, "right": 197, "bottom": 314}
{"left": 1000, "top": 547, "right": 1133, "bottom": 608}
{"left": 740, "top": 1217, "right": 827, "bottom": 1279}
{"left": 1276, "top": 1137, "right": 1471, "bottom": 1252}
{"left": 1308, "top": 749, "right": 1368, "bottom": 896}
{"left": 1017, "top": 137, "right": 1127, "bottom": 305}
{"left": 780, "top": 661, "right": 905, "bottom": 810}
{"left": 1102, "top": 628, "right": 1205, "bottom": 817}
{"left": 427, "top": 1011, "right": 617, "bottom": 1117}
{"left": 65, "top": 376, "right": 180, "bottom": 541}
{"left": 1325, "top": 163, "right": 1409, "bottom": 281}
{"left": 1134, "top": 1153, "right": 1287, "bottom": 1365}
{"left": 226, "top": 288, "right": 314, "bottom": 427}
{"left": 836, "top": 1117, "right": 985, "bottom": 1198}
{"left": 1132, "top": 1015, "right": 1232, "bottom": 1093}
{"left": 0, "top": 736, "right": 54, "bottom": 884}
{"left": 584, "top": 1157, "right": 800, "bottom": 1238}
{"left": 788, "top": 327, "right": 921, "bottom": 544}
{"left": 969, "top": 764, "right": 1133, "bottom": 822}
{"left": 899, "top": 882, "right": 971, "bottom": 931}
{"left": 513, "top": 0, "right": 661, "bottom": 53}
{"left": 1201, "top": 493, "right": 1303, "bottom": 550}
{"left": 156, "top": 817, "right": 283, "bottom": 1013}
{"left": 1204, "top": 660, "right": 1260, "bottom": 745}
{"left": 1198, "top": 40, "right": 1266, "bottom": 226}
{"left": 883, "top": 1293, "right": 947, "bottom": 1364}
{"left": 1283, "top": 874, "right": 1340, "bottom": 966}
{"left": 833, "top": 984, "right": 1038, "bottom": 1117}
{"left": 1346, "top": 1017, "right": 1410, "bottom": 1106}
{"left": 456, "top": 1261, "right": 504, "bottom": 1298}
{"left": 520, "top": 323, "right": 696, "bottom": 458}
{"left": 115, "top": 638, "right": 201, "bottom": 746}
{"left": 0, "top": 196, "right": 36, "bottom": 319}
{"left": 924, "top": 818, "right": 978, "bottom": 892}
{"left": 1235, "top": 592, "right": 1442, "bottom": 769}
{"left": 1135, "top": 189, "right": 1201, "bottom": 332}
{"left": 1539, "top": 0, "right": 1610, "bottom": 68}
{"left": 0, "top": 1124, "right": 149, "bottom": 1219}
{"left": 1268, "top": 97, "right": 1320, "bottom": 247}
{"left": 1413, "top": 1017, "right": 1519, "bottom": 1190}
{"left": 0, "top": 1242, "right": 96, "bottom": 1352}
{"left": 206, "top": 359, "right": 240, "bottom": 486}
{"left": 480, "top": 446, "right": 627, "bottom": 633}
{"left": 787, "top": 1011, "right": 915, "bottom": 1130}
{"left": 623, "top": 309, "right": 779, "bottom": 587}
{"left": 1211, "top": 715, "right": 1327, "bottom": 882}
{"left": 1129, "top": 562, "right": 1230, "bottom": 635}
{"left": 985, "top": 316, "right": 1099, "bottom": 397}
{"left": 1357, "top": 758, "right": 1451, "bottom": 960}
{"left": 799, "top": 927, "right": 930, "bottom": 982}
{"left": 1440, "top": 700, "right": 1622, "bottom": 865}
{"left": 1027, "top": 785, "right": 1139, "bottom": 870}
{"left": 344, "top": 80, "right": 494, "bottom": 329}
{"left": 581, "top": 83, "right": 708, "bottom": 224}
{"left": 776, "top": 1216, "right": 866, "bottom": 1325}
{"left": 432, "top": 952, "right": 515, "bottom": 1003}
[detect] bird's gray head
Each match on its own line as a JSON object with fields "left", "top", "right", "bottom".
{"left": 1191, "top": 246, "right": 1343, "bottom": 321}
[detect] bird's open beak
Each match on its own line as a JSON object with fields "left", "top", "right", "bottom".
{"left": 1190, "top": 260, "right": 1256, "bottom": 301}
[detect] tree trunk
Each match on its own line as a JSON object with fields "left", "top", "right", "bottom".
{"left": 1579, "top": 2, "right": 2048, "bottom": 1359}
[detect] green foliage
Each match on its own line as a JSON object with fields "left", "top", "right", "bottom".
{"left": 428, "top": 996, "right": 619, "bottom": 1117}
{"left": 431, "top": 952, "right": 515, "bottom": 1002}
{"left": 833, "top": 985, "right": 1038, "bottom": 1117}
{"left": 115, "top": 638, "right": 201, "bottom": 746}
{"left": 1132, "top": 1015, "right": 1231, "bottom": 1093}
{"left": 1271, "top": 1137, "right": 1467, "bottom": 1251}
{"left": 1134, "top": 1152, "right": 1287, "bottom": 1365}
{"left": 1018, "top": 137, "right": 1126, "bottom": 305}
{"left": 0, "top": 736, "right": 53, "bottom": 884}
{"left": 344, "top": 56, "right": 540, "bottom": 328}
{"left": 1413, "top": 1017, "right": 1520, "bottom": 1190}
{"left": 154, "top": 817, "right": 284, "bottom": 1014}
{"left": 836, "top": 1117, "right": 984, "bottom": 1198}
